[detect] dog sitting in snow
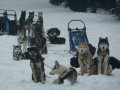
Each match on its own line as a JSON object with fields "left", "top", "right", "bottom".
{"left": 50, "top": 61, "right": 77, "bottom": 85}
{"left": 97, "top": 37, "right": 112, "bottom": 75}
{"left": 76, "top": 42, "right": 96, "bottom": 76}
{"left": 24, "top": 47, "right": 46, "bottom": 83}
{"left": 13, "top": 45, "right": 23, "bottom": 61}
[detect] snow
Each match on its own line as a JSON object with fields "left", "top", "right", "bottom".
{"left": 0, "top": 0, "right": 120, "bottom": 90}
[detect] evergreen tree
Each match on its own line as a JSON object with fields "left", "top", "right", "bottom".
{"left": 49, "top": 0, "right": 65, "bottom": 6}
{"left": 49, "top": 0, "right": 87, "bottom": 12}
{"left": 65, "top": 0, "right": 87, "bottom": 12}
{"left": 110, "top": 1, "right": 120, "bottom": 20}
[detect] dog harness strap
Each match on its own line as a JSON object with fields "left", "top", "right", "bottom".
{"left": 59, "top": 67, "right": 75, "bottom": 83}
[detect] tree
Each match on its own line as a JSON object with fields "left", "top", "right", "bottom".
{"left": 49, "top": 0, "right": 65, "bottom": 6}
{"left": 110, "top": 1, "right": 120, "bottom": 20}
{"left": 49, "top": 0, "right": 87, "bottom": 12}
{"left": 65, "top": 0, "right": 87, "bottom": 12}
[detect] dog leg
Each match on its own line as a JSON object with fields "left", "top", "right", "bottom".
{"left": 104, "top": 54, "right": 109, "bottom": 75}
{"left": 98, "top": 56, "right": 102, "bottom": 74}
{"left": 78, "top": 58, "right": 84, "bottom": 75}
{"left": 23, "top": 42, "right": 27, "bottom": 53}
{"left": 37, "top": 62, "right": 45, "bottom": 84}
{"left": 87, "top": 65, "right": 91, "bottom": 75}
{"left": 30, "top": 62, "right": 38, "bottom": 83}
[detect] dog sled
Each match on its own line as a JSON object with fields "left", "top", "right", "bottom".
{"left": 68, "top": 20, "right": 96, "bottom": 55}
{"left": 0, "top": 9, "right": 18, "bottom": 35}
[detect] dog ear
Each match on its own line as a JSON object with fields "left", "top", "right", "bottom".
{"left": 105, "top": 37, "right": 108, "bottom": 41}
{"left": 55, "top": 61, "right": 59, "bottom": 67}
{"left": 29, "top": 12, "right": 31, "bottom": 14}
{"left": 13, "top": 45, "right": 15, "bottom": 48}
{"left": 99, "top": 37, "right": 102, "bottom": 41}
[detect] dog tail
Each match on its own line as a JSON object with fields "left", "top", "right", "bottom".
{"left": 109, "top": 56, "right": 120, "bottom": 70}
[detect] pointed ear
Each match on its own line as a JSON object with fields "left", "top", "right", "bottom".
{"left": 13, "top": 45, "right": 15, "bottom": 48}
{"left": 105, "top": 37, "right": 108, "bottom": 41}
{"left": 99, "top": 37, "right": 102, "bottom": 41}
{"left": 55, "top": 61, "right": 59, "bottom": 66}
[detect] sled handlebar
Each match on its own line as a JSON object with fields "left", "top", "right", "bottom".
{"left": 68, "top": 20, "right": 86, "bottom": 31}
{"left": 0, "top": 9, "right": 5, "bottom": 15}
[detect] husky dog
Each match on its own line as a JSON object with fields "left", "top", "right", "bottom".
{"left": 50, "top": 61, "right": 77, "bottom": 85}
{"left": 19, "top": 10, "right": 26, "bottom": 26}
{"left": 76, "top": 42, "right": 96, "bottom": 76}
{"left": 26, "top": 11, "right": 35, "bottom": 46}
{"left": 24, "top": 47, "right": 46, "bottom": 83}
{"left": 31, "top": 35, "right": 47, "bottom": 54}
{"left": 13, "top": 45, "right": 23, "bottom": 61}
{"left": 17, "top": 29, "right": 27, "bottom": 53}
{"left": 97, "top": 37, "right": 112, "bottom": 75}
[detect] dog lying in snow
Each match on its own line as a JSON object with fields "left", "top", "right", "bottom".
{"left": 49, "top": 61, "right": 77, "bottom": 85}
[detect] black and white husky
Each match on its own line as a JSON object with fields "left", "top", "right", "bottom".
{"left": 97, "top": 37, "right": 112, "bottom": 75}
{"left": 13, "top": 45, "right": 23, "bottom": 61}
{"left": 50, "top": 61, "right": 77, "bottom": 85}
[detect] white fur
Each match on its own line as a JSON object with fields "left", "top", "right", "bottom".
{"left": 50, "top": 61, "right": 77, "bottom": 85}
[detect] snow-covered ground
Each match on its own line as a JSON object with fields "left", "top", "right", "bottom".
{"left": 0, "top": 0, "right": 120, "bottom": 90}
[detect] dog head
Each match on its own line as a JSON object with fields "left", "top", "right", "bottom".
{"left": 49, "top": 61, "right": 60, "bottom": 75}
{"left": 27, "top": 47, "right": 39, "bottom": 59}
{"left": 50, "top": 61, "right": 66, "bottom": 75}
{"left": 28, "top": 11, "right": 34, "bottom": 22}
{"left": 98, "top": 37, "right": 109, "bottom": 51}
{"left": 13, "top": 45, "right": 22, "bottom": 54}
{"left": 17, "top": 30, "right": 25, "bottom": 43}
{"left": 77, "top": 42, "right": 89, "bottom": 54}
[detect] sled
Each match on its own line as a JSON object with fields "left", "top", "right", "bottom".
{"left": 0, "top": 9, "right": 18, "bottom": 35}
{"left": 68, "top": 20, "right": 89, "bottom": 52}
{"left": 0, "top": 9, "right": 5, "bottom": 35}
{"left": 68, "top": 20, "right": 96, "bottom": 55}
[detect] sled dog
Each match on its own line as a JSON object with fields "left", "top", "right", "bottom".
{"left": 76, "top": 42, "right": 96, "bottom": 75}
{"left": 50, "top": 61, "right": 77, "bottom": 85}
{"left": 24, "top": 47, "right": 46, "bottom": 83}
{"left": 97, "top": 37, "right": 112, "bottom": 75}
{"left": 13, "top": 45, "right": 23, "bottom": 61}
{"left": 17, "top": 29, "right": 27, "bottom": 53}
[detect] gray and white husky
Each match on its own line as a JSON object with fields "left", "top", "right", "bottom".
{"left": 97, "top": 37, "right": 112, "bottom": 75}
{"left": 13, "top": 45, "right": 23, "bottom": 61}
{"left": 17, "top": 29, "right": 27, "bottom": 53}
{"left": 50, "top": 61, "right": 77, "bottom": 85}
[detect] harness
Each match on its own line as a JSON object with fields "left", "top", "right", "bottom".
{"left": 98, "top": 50, "right": 110, "bottom": 64}
{"left": 30, "top": 54, "right": 44, "bottom": 70}
{"left": 58, "top": 67, "right": 76, "bottom": 84}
